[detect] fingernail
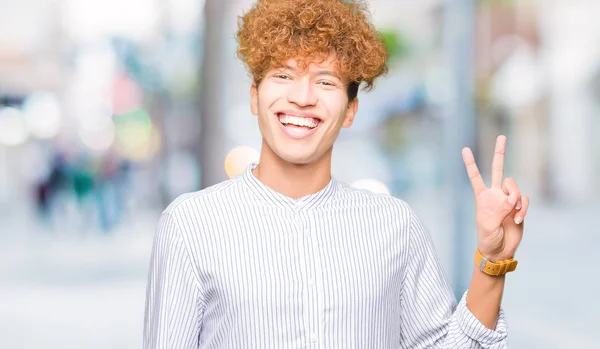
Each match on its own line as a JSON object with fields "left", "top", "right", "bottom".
{"left": 508, "top": 196, "right": 517, "bottom": 205}
{"left": 514, "top": 216, "right": 522, "bottom": 224}
{"left": 515, "top": 203, "right": 522, "bottom": 210}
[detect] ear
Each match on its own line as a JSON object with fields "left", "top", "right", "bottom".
{"left": 342, "top": 98, "right": 358, "bottom": 128}
{"left": 250, "top": 82, "right": 258, "bottom": 115}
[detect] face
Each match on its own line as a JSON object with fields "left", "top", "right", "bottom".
{"left": 250, "top": 55, "right": 358, "bottom": 165}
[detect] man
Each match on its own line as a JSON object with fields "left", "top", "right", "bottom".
{"left": 144, "top": 0, "right": 530, "bottom": 348}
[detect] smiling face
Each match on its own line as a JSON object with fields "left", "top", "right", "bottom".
{"left": 250, "top": 54, "right": 358, "bottom": 166}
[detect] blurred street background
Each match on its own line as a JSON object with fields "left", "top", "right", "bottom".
{"left": 1, "top": 0, "right": 599, "bottom": 348}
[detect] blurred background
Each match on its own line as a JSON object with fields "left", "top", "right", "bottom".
{"left": 0, "top": 0, "right": 598, "bottom": 348}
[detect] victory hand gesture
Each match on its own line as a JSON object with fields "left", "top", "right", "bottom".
{"left": 462, "top": 135, "right": 530, "bottom": 261}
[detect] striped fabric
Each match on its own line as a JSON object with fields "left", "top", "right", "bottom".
{"left": 144, "top": 163, "right": 508, "bottom": 348}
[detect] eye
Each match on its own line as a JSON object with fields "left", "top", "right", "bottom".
{"left": 274, "top": 74, "right": 290, "bottom": 80}
{"left": 318, "top": 80, "right": 336, "bottom": 87}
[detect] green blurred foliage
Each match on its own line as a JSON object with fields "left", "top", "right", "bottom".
{"left": 380, "top": 29, "right": 410, "bottom": 61}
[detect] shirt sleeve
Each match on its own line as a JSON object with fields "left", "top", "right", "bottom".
{"left": 399, "top": 212, "right": 508, "bottom": 349}
{"left": 144, "top": 212, "right": 204, "bottom": 349}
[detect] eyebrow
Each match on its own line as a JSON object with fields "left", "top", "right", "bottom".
{"left": 281, "top": 64, "right": 343, "bottom": 81}
{"left": 315, "top": 70, "right": 343, "bottom": 80}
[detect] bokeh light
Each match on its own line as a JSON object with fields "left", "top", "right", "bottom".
{"left": 351, "top": 178, "right": 391, "bottom": 195}
{"left": 0, "top": 107, "right": 29, "bottom": 146}
{"left": 114, "top": 108, "right": 159, "bottom": 160}
{"left": 77, "top": 102, "right": 114, "bottom": 133}
{"left": 112, "top": 74, "right": 143, "bottom": 115}
{"left": 224, "top": 146, "right": 260, "bottom": 178}
{"left": 63, "top": 0, "right": 160, "bottom": 42}
{"left": 22, "top": 92, "right": 63, "bottom": 139}
{"left": 79, "top": 121, "right": 116, "bottom": 151}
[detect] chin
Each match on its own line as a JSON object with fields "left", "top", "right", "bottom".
{"left": 264, "top": 137, "right": 329, "bottom": 166}
{"left": 277, "top": 152, "right": 318, "bottom": 166}
{"left": 272, "top": 145, "right": 322, "bottom": 166}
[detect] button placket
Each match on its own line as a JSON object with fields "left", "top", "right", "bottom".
{"left": 297, "top": 211, "right": 321, "bottom": 347}
{"left": 307, "top": 211, "right": 326, "bottom": 348}
{"left": 294, "top": 213, "right": 316, "bottom": 346}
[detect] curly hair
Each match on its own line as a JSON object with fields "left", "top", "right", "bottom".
{"left": 236, "top": 0, "right": 388, "bottom": 99}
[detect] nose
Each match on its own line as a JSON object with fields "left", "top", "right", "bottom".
{"left": 286, "top": 80, "right": 317, "bottom": 107}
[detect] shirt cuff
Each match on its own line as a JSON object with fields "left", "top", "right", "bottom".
{"left": 456, "top": 290, "right": 508, "bottom": 345}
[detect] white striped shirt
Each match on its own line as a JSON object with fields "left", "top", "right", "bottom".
{"left": 144, "top": 163, "right": 508, "bottom": 348}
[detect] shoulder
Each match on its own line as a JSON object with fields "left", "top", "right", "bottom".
{"left": 334, "top": 180, "right": 416, "bottom": 224}
{"left": 162, "top": 176, "right": 246, "bottom": 221}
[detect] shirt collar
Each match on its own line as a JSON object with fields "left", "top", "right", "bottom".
{"left": 241, "top": 162, "right": 338, "bottom": 212}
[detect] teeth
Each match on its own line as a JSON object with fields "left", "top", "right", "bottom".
{"left": 279, "top": 114, "right": 318, "bottom": 128}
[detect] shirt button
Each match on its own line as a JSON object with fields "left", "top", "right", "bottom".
{"left": 308, "top": 278, "right": 315, "bottom": 287}
{"left": 310, "top": 333, "right": 317, "bottom": 342}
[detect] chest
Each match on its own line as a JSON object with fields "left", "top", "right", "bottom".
{"left": 196, "top": 209, "right": 407, "bottom": 314}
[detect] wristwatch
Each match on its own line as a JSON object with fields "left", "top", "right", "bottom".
{"left": 474, "top": 249, "right": 518, "bottom": 276}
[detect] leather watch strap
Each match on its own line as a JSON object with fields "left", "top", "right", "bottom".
{"left": 474, "top": 249, "right": 518, "bottom": 276}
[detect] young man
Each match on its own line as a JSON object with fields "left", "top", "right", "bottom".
{"left": 144, "top": 0, "right": 530, "bottom": 348}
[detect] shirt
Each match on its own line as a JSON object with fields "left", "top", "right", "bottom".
{"left": 144, "top": 163, "right": 508, "bottom": 349}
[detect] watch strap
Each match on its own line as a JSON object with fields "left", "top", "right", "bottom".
{"left": 474, "top": 249, "right": 518, "bottom": 276}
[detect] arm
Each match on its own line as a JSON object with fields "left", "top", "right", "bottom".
{"left": 144, "top": 213, "right": 204, "bottom": 349}
{"left": 398, "top": 212, "right": 508, "bottom": 349}
{"left": 461, "top": 135, "right": 530, "bottom": 329}
{"left": 400, "top": 136, "right": 530, "bottom": 348}
{"left": 466, "top": 266, "right": 505, "bottom": 330}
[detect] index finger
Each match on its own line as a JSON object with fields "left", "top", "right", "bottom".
{"left": 491, "top": 135, "right": 506, "bottom": 188}
{"left": 462, "top": 147, "right": 486, "bottom": 196}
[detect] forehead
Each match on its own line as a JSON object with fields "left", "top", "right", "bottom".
{"left": 273, "top": 54, "right": 344, "bottom": 79}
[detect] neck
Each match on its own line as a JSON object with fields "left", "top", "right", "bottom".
{"left": 253, "top": 140, "right": 332, "bottom": 199}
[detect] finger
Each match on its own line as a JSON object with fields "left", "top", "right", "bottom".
{"left": 501, "top": 182, "right": 522, "bottom": 210}
{"left": 462, "top": 147, "right": 486, "bottom": 196}
{"left": 502, "top": 177, "right": 521, "bottom": 210}
{"left": 493, "top": 177, "right": 520, "bottom": 223}
{"left": 491, "top": 135, "right": 507, "bottom": 189}
{"left": 514, "top": 195, "right": 529, "bottom": 225}
{"left": 503, "top": 177, "right": 521, "bottom": 195}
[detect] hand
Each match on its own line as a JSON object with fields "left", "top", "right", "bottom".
{"left": 461, "top": 135, "right": 530, "bottom": 261}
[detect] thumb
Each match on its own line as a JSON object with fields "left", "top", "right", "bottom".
{"left": 492, "top": 178, "right": 519, "bottom": 223}
{"left": 493, "top": 193, "right": 518, "bottom": 223}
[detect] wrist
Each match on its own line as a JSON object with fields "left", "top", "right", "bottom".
{"left": 475, "top": 248, "right": 518, "bottom": 276}
{"left": 477, "top": 245, "right": 514, "bottom": 262}
{"left": 472, "top": 264, "right": 506, "bottom": 282}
